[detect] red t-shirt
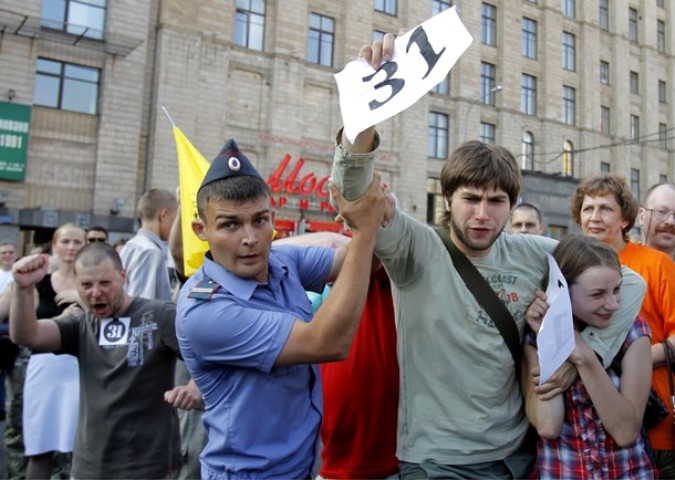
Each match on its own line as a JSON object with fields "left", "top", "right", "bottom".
{"left": 319, "top": 268, "right": 399, "bottom": 478}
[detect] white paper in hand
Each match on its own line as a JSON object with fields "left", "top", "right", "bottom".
{"left": 334, "top": 6, "right": 473, "bottom": 143}
{"left": 537, "top": 254, "right": 576, "bottom": 385}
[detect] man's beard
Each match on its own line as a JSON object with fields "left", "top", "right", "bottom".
{"left": 450, "top": 217, "right": 502, "bottom": 254}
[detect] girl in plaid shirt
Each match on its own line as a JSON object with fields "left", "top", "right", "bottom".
{"left": 522, "top": 235, "right": 657, "bottom": 479}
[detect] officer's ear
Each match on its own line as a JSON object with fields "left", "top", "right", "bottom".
{"left": 192, "top": 218, "right": 207, "bottom": 241}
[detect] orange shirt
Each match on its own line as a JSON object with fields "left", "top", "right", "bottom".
{"left": 620, "top": 241, "right": 675, "bottom": 450}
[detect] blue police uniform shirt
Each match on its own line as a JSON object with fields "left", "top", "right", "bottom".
{"left": 176, "top": 244, "right": 335, "bottom": 479}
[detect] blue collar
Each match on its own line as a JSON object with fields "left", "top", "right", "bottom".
{"left": 201, "top": 250, "right": 289, "bottom": 301}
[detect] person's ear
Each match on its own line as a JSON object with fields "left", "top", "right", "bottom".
{"left": 637, "top": 207, "right": 647, "bottom": 227}
{"left": 192, "top": 219, "right": 207, "bottom": 241}
{"left": 159, "top": 208, "right": 170, "bottom": 222}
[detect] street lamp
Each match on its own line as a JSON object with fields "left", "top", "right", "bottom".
{"left": 462, "top": 85, "right": 503, "bottom": 141}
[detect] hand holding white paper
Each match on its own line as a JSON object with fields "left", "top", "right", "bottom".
{"left": 537, "top": 254, "right": 576, "bottom": 385}
{"left": 334, "top": 6, "right": 473, "bottom": 143}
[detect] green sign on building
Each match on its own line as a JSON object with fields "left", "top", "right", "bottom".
{"left": 0, "top": 101, "right": 31, "bottom": 181}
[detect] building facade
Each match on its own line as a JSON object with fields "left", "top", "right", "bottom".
{"left": 0, "top": 0, "right": 673, "bottom": 247}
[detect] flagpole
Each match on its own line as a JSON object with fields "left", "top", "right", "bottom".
{"left": 161, "top": 106, "right": 176, "bottom": 128}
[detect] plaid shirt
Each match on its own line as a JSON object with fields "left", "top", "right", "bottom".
{"left": 526, "top": 318, "right": 657, "bottom": 479}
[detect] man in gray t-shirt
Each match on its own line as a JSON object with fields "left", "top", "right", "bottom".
{"left": 330, "top": 33, "right": 645, "bottom": 479}
{"left": 8, "top": 242, "right": 199, "bottom": 479}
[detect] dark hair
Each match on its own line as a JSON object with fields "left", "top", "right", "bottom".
{"left": 569, "top": 174, "right": 637, "bottom": 241}
{"left": 86, "top": 226, "right": 108, "bottom": 237}
{"left": 75, "top": 242, "right": 123, "bottom": 272}
{"left": 552, "top": 234, "right": 622, "bottom": 286}
{"left": 511, "top": 202, "right": 543, "bottom": 224}
{"left": 439, "top": 141, "right": 521, "bottom": 226}
{"left": 197, "top": 176, "right": 271, "bottom": 220}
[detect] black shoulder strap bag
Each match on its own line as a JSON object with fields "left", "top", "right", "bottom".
{"left": 433, "top": 226, "right": 538, "bottom": 461}
{"left": 433, "top": 226, "right": 521, "bottom": 369}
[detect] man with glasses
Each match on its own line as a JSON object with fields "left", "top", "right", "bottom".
{"left": 639, "top": 183, "right": 675, "bottom": 261}
{"left": 85, "top": 226, "right": 108, "bottom": 244}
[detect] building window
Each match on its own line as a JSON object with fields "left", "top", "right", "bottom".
{"left": 659, "top": 123, "right": 668, "bottom": 149}
{"left": 432, "top": 0, "right": 452, "bottom": 15}
{"left": 601, "top": 106, "right": 611, "bottom": 136}
{"left": 629, "top": 8, "right": 638, "bottom": 42}
{"left": 630, "top": 168, "right": 640, "bottom": 200}
{"left": 599, "top": 0, "right": 609, "bottom": 30}
{"left": 33, "top": 58, "right": 99, "bottom": 114}
{"left": 630, "top": 71, "right": 639, "bottom": 95}
{"left": 307, "top": 13, "right": 334, "bottom": 67}
{"left": 562, "top": 0, "right": 575, "bottom": 19}
{"left": 660, "top": 174, "right": 668, "bottom": 183}
{"left": 601, "top": 161, "right": 611, "bottom": 172}
{"left": 375, "top": 0, "right": 397, "bottom": 15}
{"left": 480, "top": 62, "right": 498, "bottom": 105}
{"left": 522, "top": 18, "right": 537, "bottom": 59}
{"left": 659, "top": 80, "right": 667, "bottom": 104}
{"left": 481, "top": 3, "right": 497, "bottom": 46}
{"left": 234, "top": 0, "right": 266, "bottom": 51}
{"left": 547, "top": 225, "right": 568, "bottom": 240}
{"left": 562, "top": 140, "right": 574, "bottom": 176}
{"left": 432, "top": 74, "right": 450, "bottom": 95}
{"left": 41, "top": 0, "right": 106, "bottom": 40}
{"left": 562, "top": 86, "right": 576, "bottom": 126}
{"left": 631, "top": 114, "right": 640, "bottom": 142}
{"left": 657, "top": 0, "right": 665, "bottom": 8}
{"left": 562, "top": 32, "right": 576, "bottom": 72}
{"left": 600, "top": 60, "right": 610, "bottom": 85}
{"left": 657, "top": 20, "right": 666, "bottom": 53}
{"left": 522, "top": 131, "right": 535, "bottom": 170}
{"left": 372, "top": 30, "right": 386, "bottom": 42}
{"left": 521, "top": 74, "right": 537, "bottom": 115}
{"left": 428, "top": 112, "right": 448, "bottom": 158}
{"left": 427, "top": 178, "right": 444, "bottom": 225}
{"left": 480, "top": 122, "right": 496, "bottom": 144}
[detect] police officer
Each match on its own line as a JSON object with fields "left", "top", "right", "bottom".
{"left": 176, "top": 139, "right": 386, "bottom": 479}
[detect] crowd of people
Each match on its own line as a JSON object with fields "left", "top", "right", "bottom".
{"left": 0, "top": 30, "right": 675, "bottom": 480}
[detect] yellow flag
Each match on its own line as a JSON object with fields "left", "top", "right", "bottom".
{"left": 172, "top": 127, "right": 210, "bottom": 276}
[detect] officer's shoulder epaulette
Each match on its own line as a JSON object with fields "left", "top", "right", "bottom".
{"left": 188, "top": 279, "right": 220, "bottom": 300}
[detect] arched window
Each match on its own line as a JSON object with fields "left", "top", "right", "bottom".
{"left": 522, "top": 131, "right": 535, "bottom": 170}
{"left": 562, "top": 140, "right": 574, "bottom": 176}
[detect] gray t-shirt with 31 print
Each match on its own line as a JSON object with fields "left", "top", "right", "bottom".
{"left": 55, "top": 297, "right": 181, "bottom": 480}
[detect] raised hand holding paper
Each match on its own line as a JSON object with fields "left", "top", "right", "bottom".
{"left": 334, "top": 6, "right": 473, "bottom": 143}
{"left": 537, "top": 253, "right": 576, "bottom": 385}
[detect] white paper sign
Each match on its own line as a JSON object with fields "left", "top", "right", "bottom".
{"left": 537, "top": 254, "right": 576, "bottom": 385}
{"left": 334, "top": 6, "right": 473, "bottom": 143}
{"left": 99, "top": 317, "right": 131, "bottom": 346}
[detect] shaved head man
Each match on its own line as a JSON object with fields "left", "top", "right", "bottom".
{"left": 509, "top": 203, "right": 545, "bottom": 235}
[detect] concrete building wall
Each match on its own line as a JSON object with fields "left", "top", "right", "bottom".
{"left": 0, "top": 0, "right": 673, "bottom": 243}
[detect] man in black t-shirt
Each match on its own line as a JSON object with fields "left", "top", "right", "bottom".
{"left": 8, "top": 242, "right": 200, "bottom": 479}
